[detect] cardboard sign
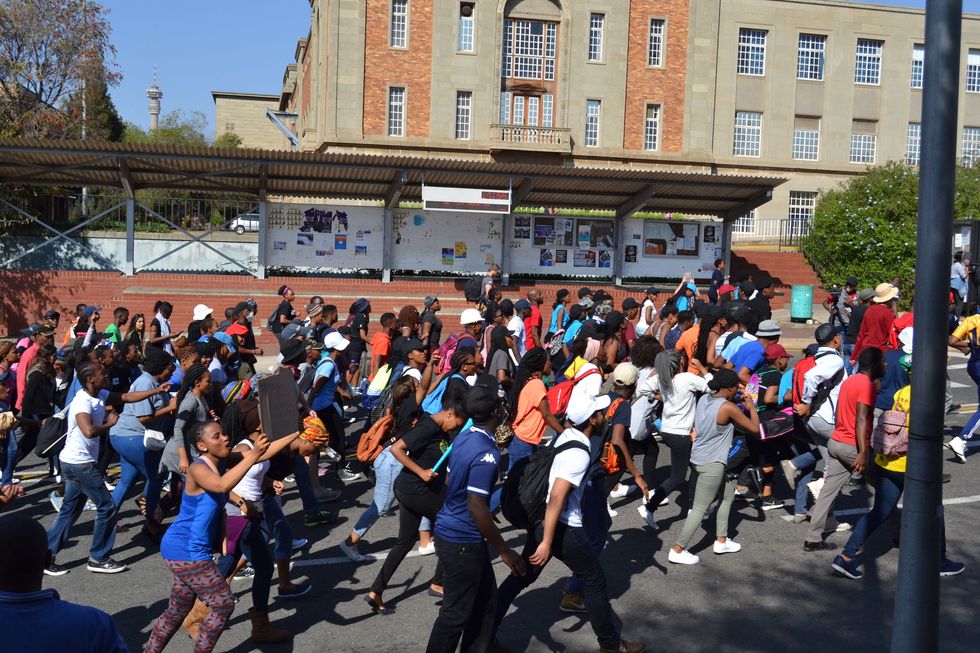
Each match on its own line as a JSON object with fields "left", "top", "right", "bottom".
{"left": 257, "top": 369, "right": 301, "bottom": 440}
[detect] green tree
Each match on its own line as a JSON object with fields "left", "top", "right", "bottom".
{"left": 122, "top": 109, "right": 209, "bottom": 146}
{"left": 63, "top": 74, "right": 124, "bottom": 141}
{"left": 212, "top": 131, "right": 243, "bottom": 149}
{"left": 802, "top": 162, "right": 980, "bottom": 307}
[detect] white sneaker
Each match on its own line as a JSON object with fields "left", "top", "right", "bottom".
{"left": 609, "top": 483, "right": 637, "bottom": 499}
{"left": 607, "top": 502, "right": 618, "bottom": 518}
{"left": 659, "top": 495, "right": 670, "bottom": 507}
{"left": 713, "top": 539, "right": 742, "bottom": 555}
{"left": 637, "top": 504, "right": 659, "bottom": 531}
{"left": 339, "top": 541, "right": 368, "bottom": 562}
{"left": 806, "top": 477, "right": 825, "bottom": 501}
{"left": 668, "top": 549, "right": 699, "bottom": 565}
{"left": 946, "top": 437, "right": 967, "bottom": 463}
{"left": 417, "top": 542, "right": 436, "bottom": 556}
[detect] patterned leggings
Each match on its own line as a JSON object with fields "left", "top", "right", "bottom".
{"left": 143, "top": 559, "right": 235, "bottom": 653}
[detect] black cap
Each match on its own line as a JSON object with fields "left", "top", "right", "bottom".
{"left": 404, "top": 337, "right": 426, "bottom": 352}
{"left": 622, "top": 297, "right": 640, "bottom": 310}
{"left": 233, "top": 301, "right": 250, "bottom": 314}
{"left": 44, "top": 310, "right": 60, "bottom": 320}
{"left": 814, "top": 323, "right": 837, "bottom": 345}
{"left": 645, "top": 287, "right": 658, "bottom": 295}
{"left": 846, "top": 277, "right": 859, "bottom": 288}
{"left": 568, "top": 304, "right": 584, "bottom": 320}
{"left": 804, "top": 343, "right": 820, "bottom": 357}
{"left": 279, "top": 338, "right": 306, "bottom": 364}
{"left": 755, "top": 277, "right": 773, "bottom": 290}
{"left": 577, "top": 287, "right": 593, "bottom": 299}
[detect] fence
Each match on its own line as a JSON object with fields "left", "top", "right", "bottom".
{"left": 731, "top": 215, "right": 812, "bottom": 250}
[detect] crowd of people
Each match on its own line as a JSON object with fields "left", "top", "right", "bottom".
{"left": 0, "top": 258, "right": 969, "bottom": 652}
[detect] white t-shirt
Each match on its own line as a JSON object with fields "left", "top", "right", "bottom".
{"left": 507, "top": 315, "right": 527, "bottom": 357}
{"left": 568, "top": 362, "right": 603, "bottom": 408}
{"left": 548, "top": 428, "right": 592, "bottom": 527}
{"left": 629, "top": 368, "right": 655, "bottom": 439}
{"left": 635, "top": 299, "right": 656, "bottom": 336}
{"left": 640, "top": 372, "right": 709, "bottom": 435}
{"left": 208, "top": 357, "right": 227, "bottom": 386}
{"left": 60, "top": 388, "right": 110, "bottom": 465}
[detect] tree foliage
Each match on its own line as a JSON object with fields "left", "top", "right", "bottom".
{"left": 122, "top": 110, "right": 209, "bottom": 146}
{"left": 802, "top": 162, "right": 980, "bottom": 307}
{"left": 0, "top": 0, "right": 120, "bottom": 138}
{"left": 212, "top": 131, "right": 243, "bottom": 149}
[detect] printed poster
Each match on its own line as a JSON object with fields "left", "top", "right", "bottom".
{"left": 513, "top": 215, "right": 532, "bottom": 240}
{"left": 625, "top": 245, "right": 637, "bottom": 263}
{"left": 455, "top": 241, "right": 467, "bottom": 259}
{"left": 297, "top": 233, "right": 313, "bottom": 247}
{"left": 334, "top": 234, "right": 348, "bottom": 250}
{"left": 555, "top": 249, "right": 568, "bottom": 264}
{"left": 577, "top": 224, "right": 591, "bottom": 247}
{"left": 598, "top": 250, "right": 611, "bottom": 268}
{"left": 442, "top": 248, "right": 455, "bottom": 265}
{"left": 539, "top": 248, "right": 554, "bottom": 267}
{"left": 355, "top": 245, "right": 368, "bottom": 256}
{"left": 573, "top": 249, "right": 596, "bottom": 268}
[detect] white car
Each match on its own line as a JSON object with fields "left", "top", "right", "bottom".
{"left": 229, "top": 213, "right": 260, "bottom": 234}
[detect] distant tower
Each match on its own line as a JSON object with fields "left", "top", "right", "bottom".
{"left": 147, "top": 66, "right": 162, "bottom": 131}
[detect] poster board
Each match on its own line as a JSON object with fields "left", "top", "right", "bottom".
{"left": 265, "top": 203, "right": 384, "bottom": 270}
{"left": 622, "top": 218, "right": 722, "bottom": 278}
{"left": 391, "top": 209, "right": 503, "bottom": 272}
{"left": 257, "top": 370, "right": 300, "bottom": 440}
{"left": 509, "top": 214, "right": 615, "bottom": 278}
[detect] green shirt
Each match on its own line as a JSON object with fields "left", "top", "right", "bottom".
{"left": 104, "top": 323, "right": 121, "bottom": 344}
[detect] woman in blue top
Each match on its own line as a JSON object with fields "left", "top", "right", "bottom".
{"left": 144, "top": 420, "right": 292, "bottom": 653}
{"left": 548, "top": 289, "right": 571, "bottom": 337}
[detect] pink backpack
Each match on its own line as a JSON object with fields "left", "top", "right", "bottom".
{"left": 872, "top": 410, "right": 909, "bottom": 456}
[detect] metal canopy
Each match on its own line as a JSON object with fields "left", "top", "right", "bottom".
{"left": 0, "top": 138, "right": 784, "bottom": 218}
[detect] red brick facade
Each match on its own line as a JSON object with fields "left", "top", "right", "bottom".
{"left": 623, "top": 0, "right": 688, "bottom": 153}
{"left": 362, "top": 0, "right": 433, "bottom": 138}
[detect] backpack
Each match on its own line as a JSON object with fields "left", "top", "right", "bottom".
{"left": 872, "top": 410, "right": 909, "bottom": 456}
{"left": 546, "top": 368, "right": 601, "bottom": 419}
{"left": 436, "top": 334, "right": 473, "bottom": 374}
{"left": 464, "top": 276, "right": 484, "bottom": 302}
{"left": 35, "top": 406, "right": 70, "bottom": 458}
{"left": 807, "top": 355, "right": 846, "bottom": 420}
{"left": 421, "top": 373, "right": 464, "bottom": 414}
{"left": 266, "top": 306, "right": 282, "bottom": 334}
{"left": 357, "top": 413, "right": 396, "bottom": 463}
{"left": 500, "top": 439, "right": 590, "bottom": 529}
{"left": 599, "top": 397, "right": 626, "bottom": 475}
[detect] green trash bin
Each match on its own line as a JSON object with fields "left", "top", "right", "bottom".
{"left": 790, "top": 284, "right": 813, "bottom": 323}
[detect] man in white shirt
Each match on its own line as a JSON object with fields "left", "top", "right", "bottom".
{"left": 509, "top": 299, "right": 530, "bottom": 358}
{"left": 491, "top": 395, "right": 645, "bottom": 653}
{"left": 797, "top": 323, "right": 848, "bottom": 450}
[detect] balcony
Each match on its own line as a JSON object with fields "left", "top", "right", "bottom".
{"left": 490, "top": 124, "right": 572, "bottom": 154}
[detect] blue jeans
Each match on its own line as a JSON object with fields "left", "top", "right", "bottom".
{"left": 262, "top": 494, "right": 294, "bottom": 561}
{"left": 488, "top": 438, "right": 537, "bottom": 512}
{"left": 292, "top": 454, "right": 318, "bottom": 517}
{"left": 47, "top": 461, "right": 118, "bottom": 561}
{"left": 110, "top": 434, "right": 163, "bottom": 520}
{"left": 219, "top": 518, "right": 274, "bottom": 611}
{"left": 568, "top": 475, "right": 612, "bottom": 597}
{"left": 842, "top": 466, "right": 904, "bottom": 558}
{"left": 0, "top": 426, "right": 18, "bottom": 485}
{"left": 842, "top": 344, "right": 855, "bottom": 374}
{"left": 790, "top": 450, "right": 818, "bottom": 515}
{"left": 352, "top": 447, "right": 436, "bottom": 538}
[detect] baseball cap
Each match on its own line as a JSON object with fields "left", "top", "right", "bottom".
{"left": 460, "top": 308, "right": 484, "bottom": 325}
{"left": 81, "top": 306, "right": 100, "bottom": 319}
{"left": 858, "top": 288, "right": 876, "bottom": 302}
{"left": 846, "top": 277, "right": 859, "bottom": 288}
{"left": 645, "top": 287, "right": 658, "bottom": 295}
{"left": 566, "top": 394, "right": 612, "bottom": 426}
{"left": 404, "top": 337, "right": 426, "bottom": 352}
{"left": 515, "top": 299, "right": 531, "bottom": 311}
{"left": 718, "top": 283, "right": 736, "bottom": 295}
{"left": 212, "top": 331, "right": 236, "bottom": 353}
{"left": 612, "top": 362, "right": 639, "bottom": 387}
{"left": 424, "top": 295, "right": 438, "bottom": 309}
{"left": 764, "top": 343, "right": 790, "bottom": 362}
{"left": 192, "top": 304, "right": 214, "bottom": 321}
{"left": 233, "top": 301, "right": 251, "bottom": 315}
{"left": 323, "top": 332, "right": 350, "bottom": 351}
{"left": 35, "top": 324, "right": 55, "bottom": 337}
{"left": 814, "top": 323, "right": 837, "bottom": 345}
{"left": 43, "top": 310, "right": 60, "bottom": 321}
{"left": 756, "top": 320, "right": 782, "bottom": 338}
{"left": 622, "top": 298, "right": 640, "bottom": 310}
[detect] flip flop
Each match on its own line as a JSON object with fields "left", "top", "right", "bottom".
{"left": 363, "top": 594, "right": 393, "bottom": 616}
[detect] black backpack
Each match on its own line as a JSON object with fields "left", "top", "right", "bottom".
{"left": 500, "top": 439, "right": 590, "bottom": 530}
{"left": 808, "top": 354, "right": 846, "bottom": 419}
{"left": 267, "top": 306, "right": 283, "bottom": 334}
{"left": 464, "top": 276, "right": 484, "bottom": 303}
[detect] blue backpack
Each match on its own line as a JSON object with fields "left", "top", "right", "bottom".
{"left": 421, "top": 373, "right": 464, "bottom": 414}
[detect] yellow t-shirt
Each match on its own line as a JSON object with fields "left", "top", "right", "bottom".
{"left": 951, "top": 314, "right": 980, "bottom": 348}
{"left": 564, "top": 356, "right": 588, "bottom": 380}
{"left": 875, "top": 386, "right": 909, "bottom": 473}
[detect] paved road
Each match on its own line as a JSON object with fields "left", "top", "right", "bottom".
{"left": 6, "top": 353, "right": 980, "bottom": 653}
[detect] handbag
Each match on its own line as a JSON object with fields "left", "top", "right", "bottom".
{"left": 758, "top": 410, "right": 795, "bottom": 440}
{"left": 143, "top": 428, "right": 167, "bottom": 451}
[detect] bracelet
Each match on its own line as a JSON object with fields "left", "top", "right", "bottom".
{"left": 236, "top": 499, "right": 245, "bottom": 508}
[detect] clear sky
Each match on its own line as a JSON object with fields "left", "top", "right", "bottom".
{"left": 101, "top": 0, "right": 980, "bottom": 136}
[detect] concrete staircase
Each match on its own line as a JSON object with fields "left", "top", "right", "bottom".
{"left": 730, "top": 249, "right": 823, "bottom": 310}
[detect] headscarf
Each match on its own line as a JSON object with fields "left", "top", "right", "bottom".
{"left": 300, "top": 414, "right": 329, "bottom": 446}
{"left": 584, "top": 337, "right": 602, "bottom": 363}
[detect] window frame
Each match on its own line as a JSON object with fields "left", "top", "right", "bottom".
{"left": 849, "top": 132, "right": 877, "bottom": 164}
{"left": 647, "top": 18, "right": 666, "bottom": 68}
{"left": 387, "top": 85, "right": 406, "bottom": 138}
{"left": 644, "top": 103, "right": 661, "bottom": 151}
{"left": 455, "top": 90, "right": 472, "bottom": 140}
{"left": 854, "top": 38, "right": 884, "bottom": 86}
{"left": 588, "top": 13, "right": 605, "bottom": 63}
{"left": 792, "top": 128, "right": 820, "bottom": 161}
{"left": 733, "top": 110, "right": 762, "bottom": 158}
{"left": 585, "top": 99, "right": 602, "bottom": 148}
{"left": 457, "top": 2, "right": 475, "bottom": 53}
{"left": 389, "top": 0, "right": 409, "bottom": 50}
{"left": 737, "top": 28, "right": 768, "bottom": 77}
{"left": 911, "top": 43, "right": 924, "bottom": 90}
{"left": 967, "top": 49, "right": 980, "bottom": 93}
{"left": 796, "top": 33, "right": 826, "bottom": 81}
{"left": 962, "top": 126, "right": 980, "bottom": 165}
{"left": 906, "top": 122, "right": 921, "bottom": 166}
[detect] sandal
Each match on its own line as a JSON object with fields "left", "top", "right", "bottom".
{"left": 134, "top": 496, "right": 147, "bottom": 517}
{"left": 363, "top": 594, "right": 393, "bottom": 616}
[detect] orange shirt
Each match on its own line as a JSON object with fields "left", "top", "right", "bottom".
{"left": 513, "top": 378, "right": 549, "bottom": 445}
{"left": 675, "top": 324, "right": 702, "bottom": 375}
{"left": 369, "top": 331, "right": 392, "bottom": 381}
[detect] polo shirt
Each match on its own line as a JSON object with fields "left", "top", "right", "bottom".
{"left": 434, "top": 425, "right": 500, "bottom": 544}
{"left": 0, "top": 589, "right": 128, "bottom": 653}
{"left": 730, "top": 340, "right": 765, "bottom": 375}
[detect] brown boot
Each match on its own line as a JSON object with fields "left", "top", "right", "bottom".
{"left": 249, "top": 608, "right": 291, "bottom": 643}
{"left": 180, "top": 600, "right": 210, "bottom": 639}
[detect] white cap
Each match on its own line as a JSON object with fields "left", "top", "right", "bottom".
{"left": 460, "top": 308, "right": 484, "bottom": 325}
{"left": 899, "top": 327, "right": 914, "bottom": 354}
{"left": 192, "top": 304, "right": 214, "bottom": 321}
{"left": 565, "top": 394, "right": 611, "bottom": 426}
{"left": 323, "top": 332, "right": 350, "bottom": 351}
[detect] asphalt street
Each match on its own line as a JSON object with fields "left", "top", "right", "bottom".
{"left": 6, "top": 352, "right": 980, "bottom": 653}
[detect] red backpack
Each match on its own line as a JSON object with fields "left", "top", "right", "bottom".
{"left": 546, "top": 368, "right": 601, "bottom": 419}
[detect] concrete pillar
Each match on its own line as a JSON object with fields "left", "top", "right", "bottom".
{"left": 124, "top": 199, "right": 135, "bottom": 276}
{"left": 257, "top": 199, "right": 268, "bottom": 279}
{"left": 382, "top": 207, "right": 394, "bottom": 283}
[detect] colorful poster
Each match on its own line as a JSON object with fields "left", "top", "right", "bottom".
{"left": 355, "top": 245, "right": 368, "bottom": 256}
{"left": 533, "top": 222, "right": 553, "bottom": 246}
{"left": 555, "top": 249, "right": 568, "bottom": 264}
{"left": 577, "top": 224, "right": 591, "bottom": 247}
{"left": 539, "top": 248, "right": 554, "bottom": 267}
{"left": 625, "top": 245, "right": 637, "bottom": 263}
{"left": 297, "top": 233, "right": 313, "bottom": 247}
{"left": 442, "top": 248, "right": 455, "bottom": 265}
{"left": 598, "top": 250, "right": 611, "bottom": 268}
{"left": 573, "top": 249, "right": 596, "bottom": 268}
{"left": 334, "top": 234, "right": 347, "bottom": 250}
{"left": 514, "top": 215, "right": 532, "bottom": 240}
{"left": 455, "top": 241, "right": 467, "bottom": 259}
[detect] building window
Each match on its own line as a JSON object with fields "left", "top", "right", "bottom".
{"left": 503, "top": 19, "right": 557, "bottom": 81}
{"left": 733, "top": 111, "right": 762, "bottom": 157}
{"left": 455, "top": 91, "right": 472, "bottom": 140}
{"left": 458, "top": 2, "right": 475, "bottom": 52}
{"left": 499, "top": 91, "right": 511, "bottom": 124}
{"left": 733, "top": 211, "right": 756, "bottom": 235}
{"left": 737, "top": 28, "right": 767, "bottom": 76}
{"left": 644, "top": 104, "right": 661, "bottom": 151}
{"left": 968, "top": 50, "right": 980, "bottom": 93}
{"left": 390, "top": 0, "right": 408, "bottom": 48}
{"left": 854, "top": 38, "right": 883, "bottom": 85}
{"left": 911, "top": 44, "right": 924, "bottom": 89}
{"left": 387, "top": 86, "right": 405, "bottom": 137}
{"left": 585, "top": 99, "right": 601, "bottom": 147}
{"left": 589, "top": 13, "right": 604, "bottom": 62}
{"left": 793, "top": 128, "right": 819, "bottom": 161}
{"left": 513, "top": 96, "right": 524, "bottom": 125}
{"left": 648, "top": 19, "right": 665, "bottom": 67}
{"left": 542, "top": 94, "right": 553, "bottom": 128}
{"left": 963, "top": 126, "right": 980, "bottom": 165}
{"left": 906, "top": 122, "right": 921, "bottom": 166}
{"left": 850, "top": 133, "right": 877, "bottom": 164}
{"left": 797, "top": 33, "right": 826, "bottom": 80}
{"left": 224, "top": 122, "right": 235, "bottom": 132}
{"left": 788, "top": 191, "right": 817, "bottom": 234}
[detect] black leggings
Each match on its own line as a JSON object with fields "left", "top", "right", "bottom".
{"left": 647, "top": 431, "right": 692, "bottom": 510}
{"left": 369, "top": 484, "right": 443, "bottom": 596}
{"left": 604, "top": 437, "right": 659, "bottom": 495}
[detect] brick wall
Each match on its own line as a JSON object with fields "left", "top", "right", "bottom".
{"left": 623, "top": 0, "right": 688, "bottom": 153}
{"left": 362, "top": 0, "right": 433, "bottom": 138}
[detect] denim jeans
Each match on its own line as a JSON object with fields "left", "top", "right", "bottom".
{"left": 47, "top": 461, "right": 118, "bottom": 561}
{"left": 842, "top": 465, "right": 904, "bottom": 558}
{"left": 568, "top": 475, "right": 611, "bottom": 597}
{"left": 789, "top": 450, "right": 818, "bottom": 515}
{"left": 507, "top": 437, "right": 537, "bottom": 472}
{"left": 292, "top": 454, "right": 319, "bottom": 517}
{"left": 0, "top": 426, "right": 18, "bottom": 485}
{"left": 426, "top": 540, "right": 496, "bottom": 653}
{"left": 496, "top": 522, "right": 620, "bottom": 650}
{"left": 351, "top": 447, "right": 432, "bottom": 537}
{"left": 110, "top": 434, "right": 163, "bottom": 520}
{"left": 842, "top": 344, "right": 855, "bottom": 374}
{"left": 262, "top": 494, "right": 294, "bottom": 561}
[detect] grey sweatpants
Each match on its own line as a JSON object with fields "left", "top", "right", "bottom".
{"left": 805, "top": 439, "right": 859, "bottom": 544}
{"left": 676, "top": 462, "right": 736, "bottom": 549}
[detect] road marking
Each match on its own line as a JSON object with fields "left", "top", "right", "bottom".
{"left": 949, "top": 363, "right": 968, "bottom": 370}
{"left": 780, "top": 493, "right": 980, "bottom": 522}
{"left": 293, "top": 548, "right": 430, "bottom": 567}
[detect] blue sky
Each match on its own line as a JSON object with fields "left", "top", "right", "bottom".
{"left": 102, "top": 0, "right": 980, "bottom": 136}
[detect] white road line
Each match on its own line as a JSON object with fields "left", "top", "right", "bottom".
{"left": 948, "top": 363, "right": 968, "bottom": 370}
{"left": 293, "top": 548, "right": 430, "bottom": 567}
{"left": 780, "top": 493, "right": 980, "bottom": 522}
{"left": 950, "top": 382, "right": 970, "bottom": 389}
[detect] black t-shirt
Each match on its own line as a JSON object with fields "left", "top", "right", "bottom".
{"left": 349, "top": 313, "right": 369, "bottom": 350}
{"left": 394, "top": 415, "right": 449, "bottom": 495}
{"left": 748, "top": 295, "right": 772, "bottom": 324}
{"left": 756, "top": 365, "right": 783, "bottom": 415}
{"left": 241, "top": 323, "right": 258, "bottom": 365}
{"left": 395, "top": 392, "right": 420, "bottom": 433}
{"left": 421, "top": 310, "right": 443, "bottom": 349}
{"left": 845, "top": 303, "right": 869, "bottom": 345}
{"left": 278, "top": 300, "right": 296, "bottom": 325}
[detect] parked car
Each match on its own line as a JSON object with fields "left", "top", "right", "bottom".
{"left": 229, "top": 212, "right": 260, "bottom": 234}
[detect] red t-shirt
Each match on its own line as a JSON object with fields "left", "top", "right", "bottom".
{"left": 524, "top": 305, "right": 542, "bottom": 351}
{"left": 832, "top": 373, "right": 877, "bottom": 446}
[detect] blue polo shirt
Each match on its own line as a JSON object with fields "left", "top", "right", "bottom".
{"left": 0, "top": 589, "right": 128, "bottom": 652}
{"left": 434, "top": 425, "right": 500, "bottom": 544}
{"left": 730, "top": 340, "right": 765, "bottom": 375}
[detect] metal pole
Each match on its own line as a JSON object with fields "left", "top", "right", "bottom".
{"left": 892, "top": 1, "right": 961, "bottom": 651}
{"left": 501, "top": 212, "right": 512, "bottom": 287}
{"left": 257, "top": 198, "right": 268, "bottom": 280}
{"left": 382, "top": 207, "right": 394, "bottom": 283}
{"left": 612, "top": 216, "right": 625, "bottom": 286}
{"left": 124, "top": 198, "right": 135, "bottom": 276}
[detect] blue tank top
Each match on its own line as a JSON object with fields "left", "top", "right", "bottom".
{"left": 160, "top": 459, "right": 226, "bottom": 561}
{"left": 549, "top": 306, "right": 568, "bottom": 334}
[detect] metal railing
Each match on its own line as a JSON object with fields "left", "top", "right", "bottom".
{"left": 731, "top": 216, "right": 785, "bottom": 241}
{"left": 778, "top": 217, "right": 812, "bottom": 250}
